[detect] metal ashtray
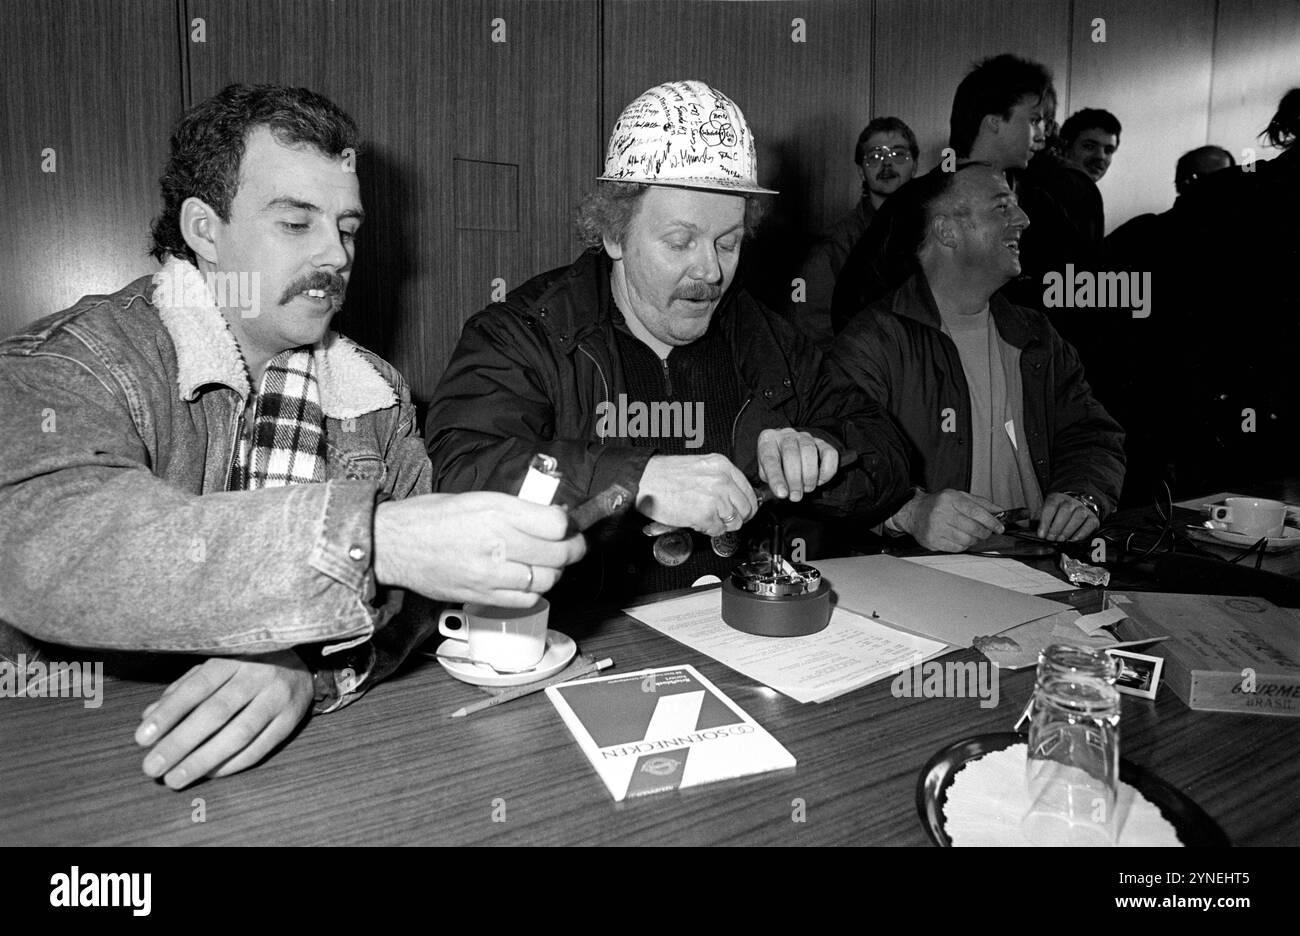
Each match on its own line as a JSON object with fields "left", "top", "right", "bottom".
{"left": 730, "top": 558, "right": 822, "bottom": 597}
{"left": 721, "top": 556, "right": 832, "bottom": 637}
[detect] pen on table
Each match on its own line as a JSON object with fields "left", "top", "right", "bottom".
{"left": 448, "top": 657, "right": 614, "bottom": 718}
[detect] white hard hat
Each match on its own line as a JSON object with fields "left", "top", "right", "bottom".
{"left": 598, "top": 80, "right": 777, "bottom": 195}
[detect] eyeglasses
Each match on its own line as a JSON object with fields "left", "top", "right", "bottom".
{"left": 862, "top": 146, "right": 914, "bottom": 166}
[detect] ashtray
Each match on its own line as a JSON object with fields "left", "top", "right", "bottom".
{"left": 720, "top": 557, "right": 831, "bottom": 637}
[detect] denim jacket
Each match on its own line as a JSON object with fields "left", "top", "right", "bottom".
{"left": 0, "top": 259, "right": 435, "bottom": 711}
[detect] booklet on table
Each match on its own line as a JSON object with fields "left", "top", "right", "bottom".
{"left": 547, "top": 664, "right": 795, "bottom": 801}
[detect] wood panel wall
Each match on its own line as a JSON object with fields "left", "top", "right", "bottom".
{"left": 2, "top": 0, "right": 1297, "bottom": 397}
{"left": 451, "top": 0, "right": 601, "bottom": 386}
{"left": 0, "top": 0, "right": 181, "bottom": 337}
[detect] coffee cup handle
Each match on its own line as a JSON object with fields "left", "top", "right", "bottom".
{"left": 438, "top": 608, "right": 468, "bottom": 641}
{"left": 1210, "top": 506, "right": 1232, "bottom": 524}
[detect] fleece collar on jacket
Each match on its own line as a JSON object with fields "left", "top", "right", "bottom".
{"left": 149, "top": 258, "right": 396, "bottom": 418}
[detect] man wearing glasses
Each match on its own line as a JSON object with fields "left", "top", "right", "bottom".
{"left": 791, "top": 117, "right": 918, "bottom": 348}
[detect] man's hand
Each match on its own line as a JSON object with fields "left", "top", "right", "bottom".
{"left": 756, "top": 428, "right": 839, "bottom": 502}
{"left": 893, "top": 489, "right": 1004, "bottom": 553}
{"left": 1037, "top": 492, "right": 1101, "bottom": 542}
{"left": 373, "top": 492, "right": 585, "bottom": 608}
{"left": 636, "top": 454, "right": 759, "bottom": 536}
{"left": 134, "top": 651, "right": 313, "bottom": 790}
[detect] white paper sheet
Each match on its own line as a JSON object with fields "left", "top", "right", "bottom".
{"left": 623, "top": 589, "right": 948, "bottom": 704}
{"left": 812, "top": 555, "right": 1071, "bottom": 647}
{"left": 1073, "top": 606, "right": 1129, "bottom": 635}
{"left": 902, "top": 554, "right": 1075, "bottom": 596}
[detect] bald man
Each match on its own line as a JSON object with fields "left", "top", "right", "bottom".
{"left": 829, "top": 165, "right": 1124, "bottom": 552}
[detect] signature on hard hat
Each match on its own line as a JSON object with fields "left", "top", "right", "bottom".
{"left": 700, "top": 107, "right": 738, "bottom": 148}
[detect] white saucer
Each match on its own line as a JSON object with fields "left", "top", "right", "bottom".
{"left": 1193, "top": 525, "right": 1300, "bottom": 552}
{"left": 427, "top": 630, "right": 577, "bottom": 687}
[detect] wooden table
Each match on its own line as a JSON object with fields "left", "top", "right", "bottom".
{"left": 4, "top": 546, "right": 1298, "bottom": 846}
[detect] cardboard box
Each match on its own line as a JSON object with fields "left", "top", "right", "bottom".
{"left": 1111, "top": 592, "right": 1300, "bottom": 717}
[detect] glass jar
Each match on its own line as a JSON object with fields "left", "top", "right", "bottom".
{"left": 1037, "top": 643, "right": 1122, "bottom": 685}
{"left": 1022, "top": 672, "right": 1121, "bottom": 846}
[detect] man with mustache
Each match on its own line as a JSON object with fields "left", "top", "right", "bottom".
{"left": 828, "top": 165, "right": 1124, "bottom": 552}
{"left": 792, "top": 117, "right": 918, "bottom": 348}
{"left": 0, "top": 84, "right": 584, "bottom": 789}
{"left": 428, "top": 81, "right": 911, "bottom": 603}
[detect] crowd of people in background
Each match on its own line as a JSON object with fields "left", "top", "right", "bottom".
{"left": 786, "top": 55, "right": 1298, "bottom": 508}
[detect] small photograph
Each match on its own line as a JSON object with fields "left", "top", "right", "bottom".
{"left": 1107, "top": 649, "right": 1165, "bottom": 700}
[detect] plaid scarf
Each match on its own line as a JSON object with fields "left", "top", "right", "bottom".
{"left": 227, "top": 349, "right": 329, "bottom": 490}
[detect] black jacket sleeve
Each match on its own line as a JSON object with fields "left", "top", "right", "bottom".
{"left": 425, "top": 308, "right": 652, "bottom": 506}
{"left": 740, "top": 302, "right": 914, "bottom": 524}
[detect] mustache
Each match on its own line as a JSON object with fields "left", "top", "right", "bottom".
{"left": 280, "top": 271, "right": 346, "bottom": 304}
{"left": 673, "top": 284, "right": 723, "bottom": 302}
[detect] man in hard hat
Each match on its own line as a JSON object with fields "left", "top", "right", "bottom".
{"left": 427, "top": 80, "right": 911, "bottom": 604}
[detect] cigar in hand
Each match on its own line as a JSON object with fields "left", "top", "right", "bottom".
{"left": 567, "top": 483, "right": 633, "bottom": 533}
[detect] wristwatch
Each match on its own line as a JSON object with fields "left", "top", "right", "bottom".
{"left": 1063, "top": 491, "right": 1102, "bottom": 518}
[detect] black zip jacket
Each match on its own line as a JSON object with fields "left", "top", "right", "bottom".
{"left": 828, "top": 271, "right": 1126, "bottom": 515}
{"left": 426, "top": 249, "right": 913, "bottom": 601}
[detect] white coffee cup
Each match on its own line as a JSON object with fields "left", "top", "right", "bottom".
{"left": 1209, "top": 498, "right": 1287, "bottom": 539}
{"left": 438, "top": 600, "right": 550, "bottom": 670}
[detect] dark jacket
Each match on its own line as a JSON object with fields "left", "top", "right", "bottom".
{"left": 1103, "top": 151, "right": 1298, "bottom": 495}
{"left": 426, "top": 249, "right": 913, "bottom": 599}
{"left": 1013, "top": 150, "right": 1104, "bottom": 280}
{"left": 828, "top": 272, "right": 1126, "bottom": 516}
{"left": 790, "top": 197, "right": 876, "bottom": 348}
{"left": 1004, "top": 151, "right": 1109, "bottom": 370}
